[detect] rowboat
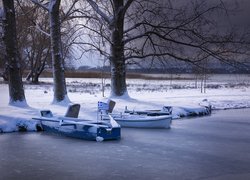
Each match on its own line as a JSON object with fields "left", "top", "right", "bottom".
{"left": 97, "top": 101, "right": 172, "bottom": 128}
{"left": 32, "top": 104, "right": 121, "bottom": 141}
{"left": 111, "top": 113, "right": 172, "bottom": 128}
{"left": 108, "top": 105, "right": 172, "bottom": 128}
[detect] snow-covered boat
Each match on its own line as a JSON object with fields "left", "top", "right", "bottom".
{"left": 111, "top": 113, "right": 172, "bottom": 128}
{"left": 105, "top": 105, "right": 172, "bottom": 128}
{"left": 124, "top": 106, "right": 173, "bottom": 116}
{"left": 32, "top": 104, "right": 121, "bottom": 141}
{"left": 98, "top": 100, "right": 172, "bottom": 128}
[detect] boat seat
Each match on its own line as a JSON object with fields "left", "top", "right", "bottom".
{"left": 108, "top": 100, "right": 116, "bottom": 113}
{"left": 40, "top": 110, "right": 53, "bottom": 117}
{"left": 147, "top": 112, "right": 171, "bottom": 116}
{"left": 65, "top": 104, "right": 81, "bottom": 118}
{"left": 162, "top": 106, "right": 173, "bottom": 115}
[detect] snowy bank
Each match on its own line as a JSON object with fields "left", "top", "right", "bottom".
{"left": 1, "top": 76, "right": 250, "bottom": 133}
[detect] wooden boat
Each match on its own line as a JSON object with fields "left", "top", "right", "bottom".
{"left": 111, "top": 113, "right": 172, "bottom": 128}
{"left": 32, "top": 104, "right": 121, "bottom": 141}
{"left": 98, "top": 101, "right": 172, "bottom": 128}
{"left": 109, "top": 105, "right": 172, "bottom": 128}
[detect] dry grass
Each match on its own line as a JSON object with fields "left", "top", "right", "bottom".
{"left": 34, "top": 70, "right": 195, "bottom": 80}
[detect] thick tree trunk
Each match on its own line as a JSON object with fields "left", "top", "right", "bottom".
{"left": 110, "top": 43, "right": 127, "bottom": 96}
{"left": 110, "top": 0, "right": 127, "bottom": 97}
{"left": 2, "top": 0, "right": 26, "bottom": 104}
{"left": 49, "top": 0, "right": 68, "bottom": 102}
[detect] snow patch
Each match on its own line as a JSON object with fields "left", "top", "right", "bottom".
{"left": 0, "top": 116, "right": 38, "bottom": 133}
{"left": 96, "top": 136, "right": 104, "bottom": 142}
{"left": 173, "top": 106, "right": 210, "bottom": 119}
{"left": 9, "top": 100, "right": 29, "bottom": 108}
{"left": 109, "top": 90, "right": 131, "bottom": 100}
{"left": 51, "top": 94, "right": 71, "bottom": 106}
{"left": 210, "top": 100, "right": 250, "bottom": 110}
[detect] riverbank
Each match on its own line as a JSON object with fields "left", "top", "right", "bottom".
{"left": 1, "top": 75, "right": 250, "bottom": 133}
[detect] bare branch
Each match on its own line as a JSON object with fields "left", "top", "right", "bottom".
{"left": 61, "top": 0, "right": 79, "bottom": 22}
{"left": 33, "top": 24, "right": 50, "bottom": 37}
{"left": 86, "top": 0, "right": 112, "bottom": 24}
{"left": 31, "top": 0, "right": 49, "bottom": 11}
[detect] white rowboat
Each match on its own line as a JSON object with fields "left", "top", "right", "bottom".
{"left": 111, "top": 114, "right": 172, "bottom": 128}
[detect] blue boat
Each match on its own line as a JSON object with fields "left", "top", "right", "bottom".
{"left": 32, "top": 104, "right": 121, "bottom": 141}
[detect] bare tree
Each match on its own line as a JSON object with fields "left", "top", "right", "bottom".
{"left": 32, "top": 0, "right": 69, "bottom": 103}
{"left": 73, "top": 0, "right": 249, "bottom": 97}
{"left": 14, "top": 0, "right": 77, "bottom": 84}
{"left": 1, "top": 0, "right": 26, "bottom": 104}
{"left": 15, "top": 2, "right": 51, "bottom": 83}
{"left": 73, "top": 0, "right": 134, "bottom": 96}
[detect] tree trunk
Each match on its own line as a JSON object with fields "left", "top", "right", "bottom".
{"left": 110, "top": 0, "right": 127, "bottom": 97}
{"left": 49, "top": 0, "right": 68, "bottom": 102}
{"left": 2, "top": 0, "right": 26, "bottom": 104}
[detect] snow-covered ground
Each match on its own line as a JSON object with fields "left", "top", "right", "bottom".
{"left": 0, "top": 74, "right": 250, "bottom": 133}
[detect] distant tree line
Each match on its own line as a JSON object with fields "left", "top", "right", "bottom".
{"left": 78, "top": 62, "right": 250, "bottom": 74}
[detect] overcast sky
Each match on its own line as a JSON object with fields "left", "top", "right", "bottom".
{"left": 211, "top": 0, "right": 250, "bottom": 28}
{"left": 0, "top": 0, "right": 249, "bottom": 28}
{"left": 169, "top": 0, "right": 250, "bottom": 30}
{"left": 0, "top": 0, "right": 249, "bottom": 68}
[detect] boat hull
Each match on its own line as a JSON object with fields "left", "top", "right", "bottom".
{"left": 113, "top": 115, "right": 172, "bottom": 128}
{"left": 41, "top": 121, "right": 121, "bottom": 141}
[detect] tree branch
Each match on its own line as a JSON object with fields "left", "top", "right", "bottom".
{"left": 61, "top": 0, "right": 79, "bottom": 22}
{"left": 86, "top": 0, "right": 112, "bottom": 24}
{"left": 31, "top": 0, "right": 49, "bottom": 11}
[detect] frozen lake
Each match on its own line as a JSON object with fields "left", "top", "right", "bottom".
{"left": 1, "top": 108, "right": 250, "bottom": 180}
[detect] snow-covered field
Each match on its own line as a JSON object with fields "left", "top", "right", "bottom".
{"left": 0, "top": 74, "right": 250, "bottom": 133}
